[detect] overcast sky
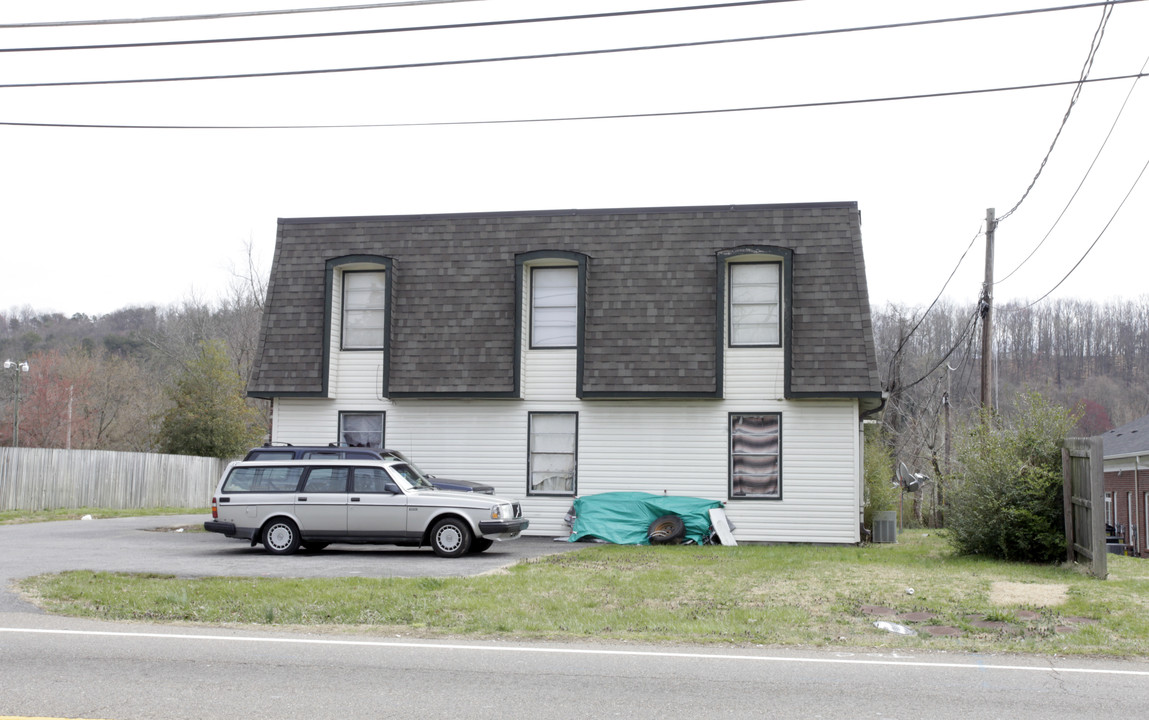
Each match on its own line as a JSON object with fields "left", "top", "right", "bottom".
{"left": 2, "top": 0, "right": 1147, "bottom": 318}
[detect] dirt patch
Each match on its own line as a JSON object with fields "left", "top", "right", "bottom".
{"left": 989, "top": 581, "right": 1067, "bottom": 607}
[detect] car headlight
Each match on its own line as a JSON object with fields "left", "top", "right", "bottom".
{"left": 490, "top": 503, "right": 513, "bottom": 520}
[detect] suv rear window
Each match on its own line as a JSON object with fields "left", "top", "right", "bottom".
{"left": 222, "top": 466, "right": 305, "bottom": 493}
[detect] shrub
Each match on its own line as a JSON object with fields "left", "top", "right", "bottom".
{"left": 863, "top": 423, "right": 898, "bottom": 529}
{"left": 156, "top": 340, "right": 264, "bottom": 459}
{"left": 947, "top": 392, "right": 1077, "bottom": 563}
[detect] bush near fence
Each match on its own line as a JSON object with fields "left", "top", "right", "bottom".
{"left": 0, "top": 447, "right": 229, "bottom": 511}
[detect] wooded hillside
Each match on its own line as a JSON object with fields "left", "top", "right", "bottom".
{"left": 873, "top": 296, "right": 1149, "bottom": 481}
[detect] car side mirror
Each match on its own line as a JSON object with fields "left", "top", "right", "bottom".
{"left": 384, "top": 483, "right": 401, "bottom": 494}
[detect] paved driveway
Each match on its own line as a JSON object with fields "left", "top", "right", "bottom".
{"left": 0, "top": 514, "right": 583, "bottom": 613}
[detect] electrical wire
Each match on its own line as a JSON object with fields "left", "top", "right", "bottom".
{"left": 997, "top": 1, "right": 1115, "bottom": 223}
{"left": 996, "top": 52, "right": 1149, "bottom": 285}
{"left": 1021, "top": 152, "right": 1149, "bottom": 308}
{"left": 894, "top": 305, "right": 983, "bottom": 394}
{"left": 0, "top": 0, "right": 491, "bottom": 28}
{"left": 3, "top": 72, "right": 1143, "bottom": 128}
{"left": 8, "top": 3, "right": 801, "bottom": 51}
{"left": 884, "top": 225, "right": 982, "bottom": 386}
{"left": 0, "top": 1, "right": 1127, "bottom": 54}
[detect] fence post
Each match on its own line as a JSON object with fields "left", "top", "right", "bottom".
{"left": 1062, "top": 446, "right": 1074, "bottom": 565}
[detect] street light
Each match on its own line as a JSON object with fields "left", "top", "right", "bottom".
{"left": 3, "top": 359, "right": 30, "bottom": 447}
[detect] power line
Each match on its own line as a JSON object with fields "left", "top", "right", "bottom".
{"left": 892, "top": 305, "right": 983, "bottom": 395}
{"left": 0, "top": 1, "right": 1129, "bottom": 54}
{"left": 997, "top": 52, "right": 1149, "bottom": 284}
{"left": 0, "top": 0, "right": 490, "bottom": 29}
{"left": 1021, "top": 152, "right": 1149, "bottom": 307}
{"left": 996, "top": 1, "right": 1115, "bottom": 223}
{"left": 4, "top": 2, "right": 1139, "bottom": 86}
{"left": 3, "top": 72, "right": 1143, "bottom": 129}
{"left": 9, "top": 2, "right": 799, "bottom": 51}
{"left": 884, "top": 225, "right": 983, "bottom": 384}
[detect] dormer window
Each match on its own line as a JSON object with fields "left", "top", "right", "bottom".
{"left": 530, "top": 266, "right": 579, "bottom": 349}
{"left": 342, "top": 270, "right": 387, "bottom": 350}
{"left": 729, "top": 262, "right": 781, "bottom": 347}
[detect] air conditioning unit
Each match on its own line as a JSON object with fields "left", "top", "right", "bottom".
{"left": 872, "top": 511, "right": 897, "bottom": 543}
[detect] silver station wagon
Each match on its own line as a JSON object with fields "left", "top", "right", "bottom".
{"left": 204, "top": 459, "right": 529, "bottom": 557}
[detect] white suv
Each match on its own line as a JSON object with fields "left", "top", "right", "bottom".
{"left": 204, "top": 459, "right": 528, "bottom": 557}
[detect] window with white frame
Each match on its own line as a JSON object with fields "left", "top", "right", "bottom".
{"left": 729, "top": 262, "right": 781, "bottom": 346}
{"left": 531, "top": 266, "right": 578, "bottom": 348}
{"left": 730, "top": 413, "right": 781, "bottom": 499}
{"left": 528, "top": 412, "right": 577, "bottom": 495}
{"left": 1105, "top": 491, "right": 1114, "bottom": 527}
{"left": 339, "top": 412, "right": 384, "bottom": 448}
{"left": 342, "top": 270, "right": 387, "bottom": 349}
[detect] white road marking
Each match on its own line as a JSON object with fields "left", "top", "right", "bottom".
{"left": 2, "top": 626, "right": 1147, "bottom": 676}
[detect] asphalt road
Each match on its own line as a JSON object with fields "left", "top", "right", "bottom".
{"left": 2, "top": 617, "right": 1148, "bottom": 720}
{"left": 0, "top": 513, "right": 582, "bottom": 613}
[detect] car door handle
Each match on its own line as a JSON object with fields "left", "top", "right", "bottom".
{"left": 297, "top": 497, "right": 308, "bottom": 501}
{"left": 350, "top": 497, "right": 361, "bottom": 502}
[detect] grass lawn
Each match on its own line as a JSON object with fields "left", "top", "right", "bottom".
{"left": 16, "top": 530, "right": 1149, "bottom": 657}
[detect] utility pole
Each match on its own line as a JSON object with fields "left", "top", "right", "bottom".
{"left": 944, "top": 364, "right": 953, "bottom": 473}
{"left": 980, "top": 208, "right": 996, "bottom": 413}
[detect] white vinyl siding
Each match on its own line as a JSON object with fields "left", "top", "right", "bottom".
{"left": 729, "top": 262, "right": 780, "bottom": 346}
{"left": 342, "top": 271, "right": 387, "bottom": 349}
{"left": 271, "top": 395, "right": 861, "bottom": 542}
{"left": 531, "top": 267, "right": 578, "bottom": 348}
{"left": 725, "top": 347, "right": 785, "bottom": 399}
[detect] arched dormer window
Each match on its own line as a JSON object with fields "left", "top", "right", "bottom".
{"left": 325, "top": 255, "right": 393, "bottom": 351}
{"left": 516, "top": 250, "right": 588, "bottom": 351}
{"left": 719, "top": 247, "right": 791, "bottom": 349}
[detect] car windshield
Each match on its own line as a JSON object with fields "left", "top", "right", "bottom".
{"left": 388, "top": 462, "right": 436, "bottom": 491}
{"left": 381, "top": 450, "right": 433, "bottom": 477}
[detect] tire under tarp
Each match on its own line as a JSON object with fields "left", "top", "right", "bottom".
{"left": 566, "top": 491, "right": 724, "bottom": 545}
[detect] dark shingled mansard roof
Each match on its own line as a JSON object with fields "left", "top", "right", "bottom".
{"left": 247, "top": 203, "right": 882, "bottom": 401}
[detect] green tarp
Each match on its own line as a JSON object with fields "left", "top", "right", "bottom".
{"left": 566, "top": 492, "right": 724, "bottom": 545}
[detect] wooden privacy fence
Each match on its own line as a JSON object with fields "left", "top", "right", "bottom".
{"left": 1062, "top": 437, "right": 1107, "bottom": 579}
{"left": 0, "top": 447, "right": 229, "bottom": 511}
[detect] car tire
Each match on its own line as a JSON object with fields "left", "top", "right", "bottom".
{"left": 430, "top": 517, "right": 472, "bottom": 558}
{"left": 302, "top": 542, "right": 329, "bottom": 551}
{"left": 648, "top": 514, "right": 686, "bottom": 545}
{"left": 262, "top": 518, "right": 301, "bottom": 555}
{"left": 469, "top": 538, "right": 494, "bottom": 554}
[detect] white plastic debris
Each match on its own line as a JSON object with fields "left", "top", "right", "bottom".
{"left": 176, "top": 528, "right": 184, "bottom": 532}
{"left": 81, "top": 514, "right": 93, "bottom": 521}
{"left": 874, "top": 621, "right": 917, "bottom": 636}
{"left": 906, "top": 587, "right": 915, "bottom": 595}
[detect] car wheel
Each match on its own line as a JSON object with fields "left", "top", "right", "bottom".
{"left": 262, "top": 519, "right": 301, "bottom": 555}
{"left": 469, "top": 538, "right": 494, "bottom": 554}
{"left": 302, "top": 542, "right": 329, "bottom": 551}
{"left": 648, "top": 514, "right": 686, "bottom": 545}
{"left": 430, "top": 517, "right": 472, "bottom": 558}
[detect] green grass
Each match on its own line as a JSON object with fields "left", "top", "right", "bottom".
{"left": 16, "top": 531, "right": 1149, "bottom": 656}
{"left": 0, "top": 507, "right": 209, "bottom": 525}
